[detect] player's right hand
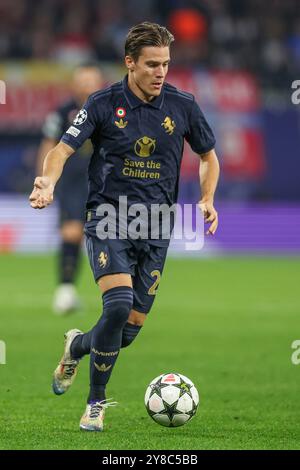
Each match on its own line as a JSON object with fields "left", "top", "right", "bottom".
{"left": 29, "top": 176, "right": 54, "bottom": 209}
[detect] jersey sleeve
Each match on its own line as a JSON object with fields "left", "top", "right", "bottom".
{"left": 185, "top": 99, "right": 216, "bottom": 154}
{"left": 61, "top": 95, "right": 99, "bottom": 150}
{"left": 42, "top": 111, "right": 63, "bottom": 140}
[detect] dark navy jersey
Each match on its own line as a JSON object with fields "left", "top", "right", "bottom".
{"left": 42, "top": 99, "right": 92, "bottom": 179}
{"left": 61, "top": 76, "right": 215, "bottom": 212}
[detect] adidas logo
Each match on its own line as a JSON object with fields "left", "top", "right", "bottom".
{"left": 94, "top": 362, "right": 112, "bottom": 373}
{"left": 164, "top": 374, "right": 176, "bottom": 382}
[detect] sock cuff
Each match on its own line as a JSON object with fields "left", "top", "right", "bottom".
{"left": 123, "top": 322, "right": 142, "bottom": 333}
{"left": 102, "top": 286, "right": 133, "bottom": 305}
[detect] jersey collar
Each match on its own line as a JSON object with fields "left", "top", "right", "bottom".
{"left": 122, "top": 75, "right": 164, "bottom": 110}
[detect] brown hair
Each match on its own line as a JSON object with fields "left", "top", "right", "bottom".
{"left": 125, "top": 22, "right": 174, "bottom": 61}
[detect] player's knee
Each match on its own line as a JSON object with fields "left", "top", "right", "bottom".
{"left": 101, "top": 287, "right": 134, "bottom": 331}
{"left": 61, "top": 221, "right": 83, "bottom": 244}
{"left": 105, "top": 302, "right": 132, "bottom": 328}
{"left": 128, "top": 310, "right": 147, "bottom": 326}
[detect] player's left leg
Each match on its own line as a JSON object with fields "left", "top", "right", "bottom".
{"left": 121, "top": 309, "right": 146, "bottom": 348}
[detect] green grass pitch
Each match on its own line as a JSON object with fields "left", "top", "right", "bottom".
{"left": 0, "top": 253, "right": 299, "bottom": 450}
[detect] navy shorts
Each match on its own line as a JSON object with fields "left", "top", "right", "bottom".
{"left": 84, "top": 217, "right": 169, "bottom": 314}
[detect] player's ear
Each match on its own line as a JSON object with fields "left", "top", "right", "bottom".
{"left": 125, "top": 55, "right": 135, "bottom": 72}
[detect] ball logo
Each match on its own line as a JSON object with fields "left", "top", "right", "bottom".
{"left": 163, "top": 374, "right": 176, "bottom": 383}
{"left": 73, "top": 109, "right": 88, "bottom": 125}
{"left": 134, "top": 136, "right": 156, "bottom": 157}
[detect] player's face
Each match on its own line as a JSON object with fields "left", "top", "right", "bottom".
{"left": 72, "top": 68, "right": 104, "bottom": 104}
{"left": 126, "top": 46, "right": 170, "bottom": 101}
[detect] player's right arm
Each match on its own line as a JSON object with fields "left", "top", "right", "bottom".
{"left": 31, "top": 108, "right": 65, "bottom": 209}
{"left": 36, "top": 137, "right": 57, "bottom": 175}
{"left": 30, "top": 94, "right": 100, "bottom": 209}
{"left": 29, "top": 142, "right": 75, "bottom": 209}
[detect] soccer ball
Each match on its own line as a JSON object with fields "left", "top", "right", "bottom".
{"left": 144, "top": 373, "right": 199, "bottom": 427}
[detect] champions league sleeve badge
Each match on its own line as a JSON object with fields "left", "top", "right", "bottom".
{"left": 73, "top": 109, "right": 88, "bottom": 125}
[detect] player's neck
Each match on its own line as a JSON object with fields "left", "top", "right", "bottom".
{"left": 127, "top": 75, "right": 155, "bottom": 103}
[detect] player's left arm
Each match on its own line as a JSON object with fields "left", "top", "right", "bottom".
{"left": 198, "top": 148, "right": 220, "bottom": 235}
{"left": 184, "top": 98, "right": 219, "bottom": 234}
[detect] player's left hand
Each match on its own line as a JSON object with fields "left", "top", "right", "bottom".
{"left": 198, "top": 199, "right": 218, "bottom": 235}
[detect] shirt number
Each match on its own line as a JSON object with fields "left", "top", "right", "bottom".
{"left": 148, "top": 270, "right": 161, "bottom": 296}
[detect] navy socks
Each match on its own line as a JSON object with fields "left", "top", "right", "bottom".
{"left": 70, "top": 287, "right": 145, "bottom": 402}
{"left": 87, "top": 286, "right": 133, "bottom": 403}
{"left": 121, "top": 322, "right": 142, "bottom": 348}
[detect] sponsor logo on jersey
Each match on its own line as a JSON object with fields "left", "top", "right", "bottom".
{"left": 134, "top": 136, "right": 156, "bottom": 157}
{"left": 66, "top": 126, "right": 81, "bottom": 137}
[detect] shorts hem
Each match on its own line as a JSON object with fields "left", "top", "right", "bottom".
{"left": 94, "top": 270, "right": 134, "bottom": 283}
{"left": 132, "top": 303, "right": 151, "bottom": 314}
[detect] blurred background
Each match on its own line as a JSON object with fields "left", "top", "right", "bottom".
{"left": 0, "top": 0, "right": 300, "bottom": 253}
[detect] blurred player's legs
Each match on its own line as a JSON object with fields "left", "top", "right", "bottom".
{"left": 36, "top": 64, "right": 104, "bottom": 315}
{"left": 53, "top": 179, "right": 87, "bottom": 314}
{"left": 53, "top": 220, "right": 83, "bottom": 314}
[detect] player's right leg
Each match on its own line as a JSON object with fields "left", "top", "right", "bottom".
{"left": 78, "top": 272, "right": 133, "bottom": 431}
{"left": 69, "top": 217, "right": 136, "bottom": 430}
{"left": 77, "top": 241, "right": 170, "bottom": 429}
{"left": 51, "top": 271, "right": 133, "bottom": 430}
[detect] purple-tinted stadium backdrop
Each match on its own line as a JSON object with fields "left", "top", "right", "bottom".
{"left": 0, "top": 64, "right": 299, "bottom": 253}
